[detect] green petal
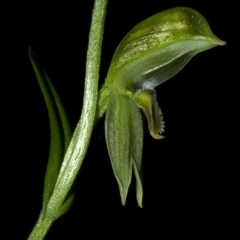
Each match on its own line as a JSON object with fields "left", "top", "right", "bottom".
{"left": 131, "top": 108, "right": 143, "bottom": 207}
{"left": 105, "top": 87, "right": 143, "bottom": 205}
{"left": 106, "top": 7, "right": 225, "bottom": 92}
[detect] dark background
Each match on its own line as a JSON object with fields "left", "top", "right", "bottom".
{"left": 4, "top": 1, "right": 235, "bottom": 239}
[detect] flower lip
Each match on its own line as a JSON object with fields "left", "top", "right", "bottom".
{"left": 134, "top": 89, "right": 164, "bottom": 139}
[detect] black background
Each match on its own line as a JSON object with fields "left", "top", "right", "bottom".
{"left": 3, "top": 1, "right": 235, "bottom": 239}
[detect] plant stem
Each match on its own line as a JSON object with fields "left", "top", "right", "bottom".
{"left": 27, "top": 211, "right": 54, "bottom": 240}
{"left": 28, "top": 0, "right": 108, "bottom": 239}
{"left": 47, "top": 0, "right": 108, "bottom": 215}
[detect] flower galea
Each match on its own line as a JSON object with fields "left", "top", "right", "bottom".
{"left": 99, "top": 7, "right": 225, "bottom": 207}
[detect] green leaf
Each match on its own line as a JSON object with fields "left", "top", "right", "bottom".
{"left": 28, "top": 1, "right": 108, "bottom": 239}
{"left": 29, "top": 47, "right": 72, "bottom": 211}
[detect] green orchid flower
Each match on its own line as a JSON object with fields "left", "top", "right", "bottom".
{"left": 99, "top": 7, "right": 225, "bottom": 207}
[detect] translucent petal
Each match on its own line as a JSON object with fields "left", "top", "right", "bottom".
{"left": 105, "top": 87, "right": 143, "bottom": 205}
{"left": 106, "top": 7, "right": 225, "bottom": 92}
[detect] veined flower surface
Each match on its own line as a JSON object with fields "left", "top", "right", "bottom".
{"left": 102, "top": 7, "right": 225, "bottom": 207}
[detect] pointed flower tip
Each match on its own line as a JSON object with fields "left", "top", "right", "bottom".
{"left": 120, "top": 189, "right": 127, "bottom": 206}
{"left": 218, "top": 39, "right": 226, "bottom": 46}
{"left": 214, "top": 37, "right": 226, "bottom": 46}
{"left": 209, "top": 34, "right": 226, "bottom": 46}
{"left": 121, "top": 197, "right": 126, "bottom": 206}
{"left": 138, "top": 202, "right": 143, "bottom": 208}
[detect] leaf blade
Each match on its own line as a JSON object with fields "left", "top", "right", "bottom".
{"left": 29, "top": 47, "right": 72, "bottom": 210}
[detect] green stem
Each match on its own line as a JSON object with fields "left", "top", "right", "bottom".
{"left": 28, "top": 0, "right": 108, "bottom": 239}
{"left": 47, "top": 0, "right": 108, "bottom": 215}
{"left": 27, "top": 212, "right": 54, "bottom": 240}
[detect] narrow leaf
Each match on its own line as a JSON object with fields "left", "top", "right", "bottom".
{"left": 29, "top": 47, "right": 72, "bottom": 210}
